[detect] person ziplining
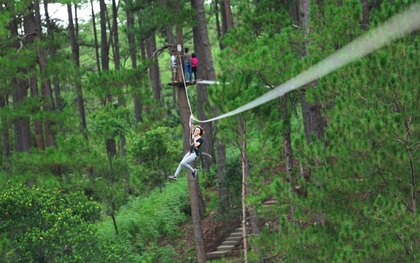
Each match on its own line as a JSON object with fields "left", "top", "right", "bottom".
{"left": 164, "top": 2, "right": 420, "bottom": 183}
{"left": 169, "top": 116, "right": 205, "bottom": 181}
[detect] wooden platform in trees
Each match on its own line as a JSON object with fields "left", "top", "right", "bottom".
{"left": 167, "top": 80, "right": 220, "bottom": 86}
{"left": 167, "top": 81, "right": 197, "bottom": 86}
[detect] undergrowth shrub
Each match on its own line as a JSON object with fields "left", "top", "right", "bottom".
{"left": 97, "top": 179, "right": 191, "bottom": 262}
{"left": 0, "top": 183, "right": 124, "bottom": 262}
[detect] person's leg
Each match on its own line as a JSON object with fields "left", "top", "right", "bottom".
{"left": 192, "top": 67, "right": 197, "bottom": 80}
{"left": 173, "top": 152, "right": 191, "bottom": 177}
{"left": 187, "top": 63, "right": 192, "bottom": 82}
{"left": 183, "top": 63, "right": 188, "bottom": 82}
{"left": 180, "top": 152, "right": 197, "bottom": 172}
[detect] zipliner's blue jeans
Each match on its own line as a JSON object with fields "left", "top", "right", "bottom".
{"left": 174, "top": 151, "right": 197, "bottom": 177}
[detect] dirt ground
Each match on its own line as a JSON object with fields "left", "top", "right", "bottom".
{"left": 161, "top": 210, "right": 243, "bottom": 262}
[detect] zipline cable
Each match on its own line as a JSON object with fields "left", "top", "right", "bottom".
{"left": 178, "top": 54, "right": 195, "bottom": 136}
{"left": 179, "top": 56, "right": 193, "bottom": 116}
{"left": 191, "top": 2, "right": 420, "bottom": 124}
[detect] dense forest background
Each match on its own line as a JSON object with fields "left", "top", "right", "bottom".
{"left": 0, "top": 0, "right": 419, "bottom": 262}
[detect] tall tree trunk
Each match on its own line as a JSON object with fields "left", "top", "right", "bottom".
{"left": 239, "top": 117, "right": 263, "bottom": 262}
{"left": 23, "top": 2, "right": 44, "bottom": 150}
{"left": 161, "top": 0, "right": 175, "bottom": 45}
{"left": 91, "top": 0, "right": 101, "bottom": 72}
{"left": 25, "top": 17, "right": 44, "bottom": 151}
{"left": 239, "top": 117, "right": 249, "bottom": 263}
{"left": 100, "top": 0, "right": 109, "bottom": 73}
{"left": 192, "top": 0, "right": 216, "bottom": 172}
{"left": 34, "top": 0, "right": 56, "bottom": 148}
{"left": 0, "top": 94, "right": 10, "bottom": 162}
{"left": 298, "top": 0, "right": 326, "bottom": 182}
{"left": 281, "top": 96, "right": 296, "bottom": 220}
{"left": 68, "top": 3, "right": 88, "bottom": 140}
{"left": 111, "top": 0, "right": 120, "bottom": 71}
{"left": 99, "top": 0, "right": 117, "bottom": 157}
{"left": 214, "top": 0, "right": 223, "bottom": 49}
{"left": 11, "top": 14, "right": 31, "bottom": 152}
{"left": 28, "top": 66, "right": 44, "bottom": 150}
{"left": 11, "top": 75, "right": 31, "bottom": 152}
{"left": 0, "top": 5, "right": 10, "bottom": 160}
{"left": 125, "top": 1, "right": 142, "bottom": 124}
{"left": 110, "top": 0, "right": 127, "bottom": 155}
{"left": 161, "top": 0, "right": 177, "bottom": 105}
{"left": 221, "top": 0, "right": 234, "bottom": 34}
{"left": 177, "top": 85, "right": 206, "bottom": 263}
{"left": 168, "top": 9, "right": 206, "bottom": 260}
{"left": 361, "top": 0, "right": 369, "bottom": 30}
{"left": 44, "top": 0, "right": 63, "bottom": 112}
{"left": 146, "top": 33, "right": 162, "bottom": 103}
{"left": 216, "top": 129, "right": 229, "bottom": 212}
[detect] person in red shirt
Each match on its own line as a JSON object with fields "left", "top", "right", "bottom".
{"left": 191, "top": 53, "right": 198, "bottom": 81}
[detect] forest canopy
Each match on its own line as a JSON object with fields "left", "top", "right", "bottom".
{"left": 0, "top": 0, "right": 419, "bottom": 262}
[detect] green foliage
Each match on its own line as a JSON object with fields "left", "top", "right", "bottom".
{"left": 128, "top": 125, "right": 181, "bottom": 191}
{"left": 85, "top": 68, "right": 145, "bottom": 99}
{"left": 1, "top": 0, "right": 419, "bottom": 262}
{"left": 97, "top": 180, "right": 191, "bottom": 262}
{"left": 220, "top": 0, "right": 419, "bottom": 262}
{"left": 89, "top": 104, "right": 133, "bottom": 141}
{"left": 0, "top": 184, "right": 123, "bottom": 262}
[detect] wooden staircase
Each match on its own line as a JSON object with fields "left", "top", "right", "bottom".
{"left": 206, "top": 198, "right": 278, "bottom": 260}
{"left": 206, "top": 227, "right": 243, "bottom": 260}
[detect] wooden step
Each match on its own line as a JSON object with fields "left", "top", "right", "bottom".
{"left": 225, "top": 236, "right": 242, "bottom": 242}
{"left": 229, "top": 232, "right": 243, "bottom": 237}
{"left": 217, "top": 245, "right": 234, "bottom": 252}
{"left": 222, "top": 240, "right": 239, "bottom": 246}
{"left": 206, "top": 250, "right": 228, "bottom": 259}
{"left": 206, "top": 224, "right": 244, "bottom": 260}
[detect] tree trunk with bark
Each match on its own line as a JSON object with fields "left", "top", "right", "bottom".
{"left": 192, "top": 0, "right": 216, "bottom": 172}
{"left": 99, "top": 0, "right": 117, "bottom": 157}
{"left": 34, "top": 1, "right": 57, "bottom": 148}
{"left": 177, "top": 85, "right": 206, "bottom": 263}
{"left": 68, "top": 3, "right": 88, "bottom": 140}
{"left": 146, "top": 34, "right": 162, "bottom": 103}
{"left": 298, "top": 0, "right": 326, "bottom": 182}
{"left": 44, "top": 0, "right": 63, "bottom": 112}
{"left": 91, "top": 0, "right": 101, "bottom": 72}
{"left": 11, "top": 13, "right": 32, "bottom": 152}
{"left": 28, "top": 65, "right": 44, "bottom": 150}
{"left": 125, "top": 1, "right": 142, "bottom": 124}
{"left": 361, "top": 0, "right": 369, "bottom": 30}
{"left": 0, "top": 93, "right": 10, "bottom": 162}
{"left": 239, "top": 117, "right": 263, "bottom": 262}
{"left": 216, "top": 134, "right": 229, "bottom": 211}
{"left": 221, "top": 0, "right": 234, "bottom": 34}
{"left": 281, "top": 96, "right": 297, "bottom": 220}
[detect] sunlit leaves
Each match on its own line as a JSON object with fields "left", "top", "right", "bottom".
{"left": 0, "top": 184, "right": 107, "bottom": 262}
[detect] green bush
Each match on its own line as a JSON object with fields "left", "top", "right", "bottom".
{"left": 97, "top": 179, "right": 191, "bottom": 262}
{"left": 0, "top": 183, "right": 124, "bottom": 262}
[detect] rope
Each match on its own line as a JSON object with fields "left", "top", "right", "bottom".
{"left": 189, "top": 2, "right": 420, "bottom": 124}
{"left": 178, "top": 54, "right": 195, "bottom": 138}
{"left": 178, "top": 55, "right": 193, "bottom": 116}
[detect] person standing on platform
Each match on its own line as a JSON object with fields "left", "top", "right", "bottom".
{"left": 183, "top": 48, "right": 193, "bottom": 82}
{"left": 171, "top": 50, "right": 177, "bottom": 82}
{"left": 191, "top": 53, "right": 198, "bottom": 81}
